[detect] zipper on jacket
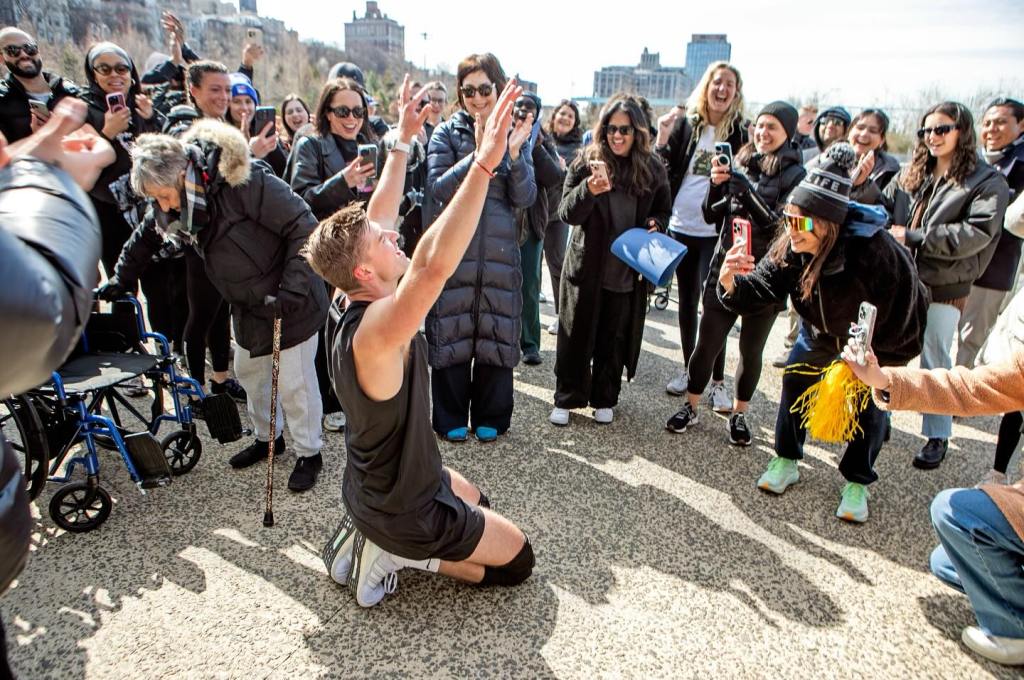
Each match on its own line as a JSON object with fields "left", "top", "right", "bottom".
{"left": 470, "top": 204, "right": 486, "bottom": 358}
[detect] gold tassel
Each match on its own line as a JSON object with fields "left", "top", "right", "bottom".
{"left": 786, "top": 360, "right": 872, "bottom": 444}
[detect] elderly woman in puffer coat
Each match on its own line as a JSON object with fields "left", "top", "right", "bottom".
{"left": 424, "top": 53, "right": 536, "bottom": 443}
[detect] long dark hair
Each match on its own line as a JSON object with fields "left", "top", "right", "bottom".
{"left": 313, "top": 77, "right": 376, "bottom": 140}
{"left": 579, "top": 95, "right": 655, "bottom": 196}
{"left": 545, "top": 99, "right": 582, "bottom": 141}
{"left": 280, "top": 93, "right": 310, "bottom": 139}
{"left": 900, "top": 101, "right": 977, "bottom": 194}
{"left": 455, "top": 53, "right": 507, "bottom": 111}
{"left": 767, "top": 208, "right": 841, "bottom": 303}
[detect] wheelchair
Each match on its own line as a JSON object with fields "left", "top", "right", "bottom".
{"left": 0, "top": 296, "right": 243, "bottom": 532}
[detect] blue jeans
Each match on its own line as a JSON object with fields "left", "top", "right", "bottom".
{"left": 920, "top": 303, "right": 960, "bottom": 439}
{"left": 930, "top": 488, "right": 1024, "bottom": 638}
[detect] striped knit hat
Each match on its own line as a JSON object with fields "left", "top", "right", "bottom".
{"left": 790, "top": 142, "right": 857, "bottom": 224}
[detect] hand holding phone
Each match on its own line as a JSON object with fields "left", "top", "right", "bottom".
{"left": 28, "top": 100, "right": 50, "bottom": 124}
{"left": 848, "top": 301, "right": 878, "bottom": 366}
{"left": 588, "top": 159, "right": 611, "bottom": 195}
{"left": 357, "top": 143, "right": 379, "bottom": 192}
{"left": 714, "top": 142, "right": 732, "bottom": 168}
{"left": 251, "top": 106, "right": 276, "bottom": 139}
{"left": 731, "top": 217, "right": 752, "bottom": 257}
{"left": 105, "top": 92, "right": 126, "bottom": 113}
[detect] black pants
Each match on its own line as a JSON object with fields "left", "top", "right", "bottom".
{"left": 671, "top": 232, "right": 723, "bottom": 374}
{"left": 184, "top": 249, "right": 230, "bottom": 385}
{"left": 544, "top": 220, "right": 569, "bottom": 315}
{"left": 995, "top": 411, "right": 1023, "bottom": 474}
{"left": 776, "top": 329, "right": 886, "bottom": 484}
{"left": 431, "top": 361, "right": 514, "bottom": 435}
{"left": 555, "top": 288, "right": 632, "bottom": 409}
{"left": 316, "top": 285, "right": 342, "bottom": 415}
{"left": 687, "top": 302, "right": 777, "bottom": 402}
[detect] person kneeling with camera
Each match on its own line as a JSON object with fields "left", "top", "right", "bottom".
{"left": 99, "top": 119, "right": 329, "bottom": 491}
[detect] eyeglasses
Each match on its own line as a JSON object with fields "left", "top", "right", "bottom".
{"left": 2, "top": 43, "right": 38, "bottom": 58}
{"left": 783, "top": 213, "right": 815, "bottom": 232}
{"left": 329, "top": 105, "right": 365, "bottom": 119}
{"left": 93, "top": 63, "right": 131, "bottom": 76}
{"left": 460, "top": 84, "right": 493, "bottom": 99}
{"left": 820, "top": 117, "right": 845, "bottom": 127}
{"left": 605, "top": 124, "right": 634, "bottom": 137}
{"left": 428, "top": 96, "right": 446, "bottom": 104}
{"left": 916, "top": 124, "right": 956, "bottom": 140}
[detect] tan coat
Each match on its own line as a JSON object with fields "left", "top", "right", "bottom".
{"left": 873, "top": 348, "right": 1024, "bottom": 541}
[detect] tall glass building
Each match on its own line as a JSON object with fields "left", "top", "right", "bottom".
{"left": 685, "top": 34, "right": 731, "bottom": 81}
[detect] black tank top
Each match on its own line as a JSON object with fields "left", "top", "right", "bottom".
{"left": 331, "top": 301, "right": 443, "bottom": 519}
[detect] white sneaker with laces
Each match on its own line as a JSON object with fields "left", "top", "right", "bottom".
{"left": 707, "top": 382, "right": 732, "bottom": 413}
{"left": 323, "top": 411, "right": 347, "bottom": 432}
{"left": 549, "top": 407, "right": 570, "bottom": 426}
{"left": 546, "top": 320, "right": 559, "bottom": 335}
{"left": 961, "top": 626, "right": 1024, "bottom": 665}
{"left": 666, "top": 370, "right": 689, "bottom": 396}
{"left": 593, "top": 408, "right": 613, "bottom": 424}
{"left": 349, "top": 534, "right": 401, "bottom": 608}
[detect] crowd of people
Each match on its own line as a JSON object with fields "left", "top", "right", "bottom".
{"left": 0, "top": 14, "right": 1022, "bottom": 668}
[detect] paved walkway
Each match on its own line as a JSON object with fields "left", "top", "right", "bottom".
{"left": 3, "top": 295, "right": 1018, "bottom": 678}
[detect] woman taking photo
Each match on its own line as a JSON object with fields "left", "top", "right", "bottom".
{"left": 291, "top": 77, "right": 379, "bottom": 220}
{"left": 279, "top": 93, "right": 311, "bottom": 151}
{"left": 655, "top": 61, "right": 747, "bottom": 406}
{"left": 666, "top": 101, "right": 805, "bottom": 445}
{"left": 425, "top": 53, "right": 535, "bottom": 442}
{"left": 846, "top": 108, "right": 900, "bottom": 205}
{"left": 543, "top": 98, "right": 584, "bottom": 333}
{"left": 225, "top": 73, "right": 287, "bottom": 177}
{"left": 549, "top": 95, "right": 670, "bottom": 427}
{"left": 719, "top": 143, "right": 928, "bottom": 522}
{"left": 884, "top": 102, "right": 1009, "bottom": 470}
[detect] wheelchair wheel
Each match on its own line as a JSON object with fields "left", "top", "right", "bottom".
{"left": 49, "top": 480, "right": 112, "bottom": 532}
{"left": 1, "top": 396, "right": 50, "bottom": 501}
{"left": 162, "top": 429, "right": 202, "bottom": 475}
{"left": 654, "top": 293, "right": 669, "bottom": 311}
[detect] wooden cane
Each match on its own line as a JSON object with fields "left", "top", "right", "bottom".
{"left": 263, "top": 315, "right": 282, "bottom": 527}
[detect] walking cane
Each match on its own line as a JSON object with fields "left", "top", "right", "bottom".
{"left": 263, "top": 313, "right": 282, "bottom": 527}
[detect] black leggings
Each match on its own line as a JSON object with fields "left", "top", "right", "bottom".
{"left": 687, "top": 302, "right": 777, "bottom": 402}
{"left": 994, "top": 411, "right": 1023, "bottom": 474}
{"left": 671, "top": 232, "right": 723, "bottom": 376}
{"left": 184, "top": 249, "right": 231, "bottom": 385}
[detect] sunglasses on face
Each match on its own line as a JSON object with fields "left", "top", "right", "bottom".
{"left": 460, "top": 83, "right": 493, "bottom": 99}
{"left": 917, "top": 124, "right": 956, "bottom": 140}
{"left": 783, "top": 213, "right": 815, "bottom": 232}
{"left": 329, "top": 105, "right": 365, "bottom": 119}
{"left": 428, "top": 95, "right": 446, "bottom": 104}
{"left": 605, "top": 124, "right": 634, "bottom": 137}
{"left": 93, "top": 63, "right": 131, "bottom": 76}
{"left": 3, "top": 43, "right": 38, "bottom": 58}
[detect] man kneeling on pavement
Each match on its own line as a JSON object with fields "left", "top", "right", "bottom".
{"left": 100, "top": 119, "right": 328, "bottom": 490}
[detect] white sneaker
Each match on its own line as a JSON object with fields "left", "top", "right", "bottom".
{"left": 549, "top": 407, "right": 570, "bottom": 426}
{"left": 961, "top": 626, "right": 1024, "bottom": 665}
{"left": 593, "top": 408, "right": 613, "bottom": 424}
{"left": 706, "top": 382, "right": 732, "bottom": 413}
{"left": 349, "top": 534, "right": 400, "bottom": 608}
{"left": 538, "top": 291, "right": 548, "bottom": 304}
{"left": 975, "top": 469, "right": 1007, "bottom": 488}
{"left": 322, "top": 511, "right": 358, "bottom": 585}
{"left": 323, "top": 411, "right": 347, "bottom": 432}
{"left": 546, "top": 320, "right": 559, "bottom": 335}
{"left": 666, "top": 370, "right": 689, "bottom": 396}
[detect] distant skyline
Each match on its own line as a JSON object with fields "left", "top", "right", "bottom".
{"left": 258, "top": 0, "right": 1024, "bottom": 111}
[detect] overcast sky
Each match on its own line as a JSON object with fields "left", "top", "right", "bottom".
{"left": 257, "top": 0, "right": 1024, "bottom": 111}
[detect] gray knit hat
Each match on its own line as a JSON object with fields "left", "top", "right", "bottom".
{"left": 789, "top": 142, "right": 857, "bottom": 224}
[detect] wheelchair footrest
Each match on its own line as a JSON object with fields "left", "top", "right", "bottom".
{"left": 203, "top": 394, "right": 243, "bottom": 444}
{"left": 124, "top": 432, "right": 172, "bottom": 488}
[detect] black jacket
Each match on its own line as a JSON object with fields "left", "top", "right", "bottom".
{"left": 976, "top": 136, "right": 1024, "bottom": 291}
{"left": 556, "top": 154, "right": 671, "bottom": 381}
{"left": 0, "top": 71, "right": 82, "bottom": 143}
{"left": 656, "top": 113, "right": 747, "bottom": 200}
{"left": 114, "top": 121, "right": 328, "bottom": 356}
{"left": 518, "top": 135, "right": 566, "bottom": 243}
{"left": 720, "top": 203, "right": 928, "bottom": 366}
{"left": 290, "top": 132, "right": 381, "bottom": 220}
{"left": 848, "top": 149, "right": 901, "bottom": 205}
{"left": 885, "top": 163, "right": 1010, "bottom": 302}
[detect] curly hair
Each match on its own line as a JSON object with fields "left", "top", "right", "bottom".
{"left": 686, "top": 61, "right": 745, "bottom": 142}
{"left": 579, "top": 95, "right": 655, "bottom": 196}
{"left": 899, "top": 101, "right": 977, "bottom": 194}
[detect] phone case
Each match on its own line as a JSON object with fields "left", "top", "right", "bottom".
{"left": 732, "top": 218, "right": 752, "bottom": 256}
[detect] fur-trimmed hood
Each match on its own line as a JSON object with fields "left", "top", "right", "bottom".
{"left": 181, "top": 118, "right": 251, "bottom": 188}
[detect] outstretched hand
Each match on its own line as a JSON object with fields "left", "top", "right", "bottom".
{"left": 476, "top": 79, "right": 522, "bottom": 172}
{"left": 395, "top": 74, "right": 431, "bottom": 144}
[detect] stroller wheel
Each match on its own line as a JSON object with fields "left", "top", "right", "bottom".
{"left": 654, "top": 294, "right": 669, "bottom": 311}
{"left": 162, "top": 430, "right": 202, "bottom": 475}
{"left": 49, "top": 481, "right": 112, "bottom": 532}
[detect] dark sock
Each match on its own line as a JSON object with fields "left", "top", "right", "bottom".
{"left": 479, "top": 535, "right": 534, "bottom": 587}
{"left": 477, "top": 491, "right": 490, "bottom": 508}
{"left": 993, "top": 411, "right": 1023, "bottom": 474}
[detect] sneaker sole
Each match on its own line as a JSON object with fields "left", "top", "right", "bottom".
{"left": 666, "top": 417, "right": 698, "bottom": 434}
{"left": 349, "top": 535, "right": 395, "bottom": 608}
{"left": 757, "top": 475, "right": 799, "bottom": 494}
{"left": 912, "top": 455, "right": 945, "bottom": 470}
{"left": 665, "top": 386, "right": 687, "bottom": 396}
{"left": 322, "top": 512, "right": 358, "bottom": 585}
{"left": 836, "top": 510, "right": 868, "bottom": 523}
{"left": 728, "top": 435, "right": 752, "bottom": 446}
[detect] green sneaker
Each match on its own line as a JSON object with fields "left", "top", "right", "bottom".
{"left": 836, "top": 482, "right": 870, "bottom": 523}
{"left": 757, "top": 457, "right": 800, "bottom": 494}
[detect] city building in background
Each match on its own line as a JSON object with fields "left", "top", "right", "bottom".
{"left": 685, "top": 34, "right": 731, "bottom": 80}
{"left": 592, "top": 48, "right": 690, "bottom": 105}
{"left": 344, "top": 1, "right": 404, "bottom": 61}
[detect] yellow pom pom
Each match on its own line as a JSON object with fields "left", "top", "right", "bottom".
{"left": 787, "top": 360, "right": 872, "bottom": 444}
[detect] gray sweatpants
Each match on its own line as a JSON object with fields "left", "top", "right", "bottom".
{"left": 234, "top": 332, "right": 323, "bottom": 458}
{"left": 956, "top": 285, "right": 1008, "bottom": 368}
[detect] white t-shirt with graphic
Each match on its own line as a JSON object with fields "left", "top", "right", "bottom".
{"left": 668, "top": 124, "right": 717, "bottom": 237}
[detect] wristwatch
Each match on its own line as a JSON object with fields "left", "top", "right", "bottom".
{"left": 392, "top": 140, "right": 411, "bottom": 154}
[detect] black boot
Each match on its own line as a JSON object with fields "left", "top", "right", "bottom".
{"left": 913, "top": 437, "right": 948, "bottom": 470}
{"left": 288, "top": 453, "right": 323, "bottom": 492}
{"left": 229, "top": 435, "right": 286, "bottom": 469}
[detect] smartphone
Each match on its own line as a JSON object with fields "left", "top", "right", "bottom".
{"left": 850, "top": 301, "right": 878, "bottom": 366}
{"left": 106, "top": 92, "right": 126, "bottom": 112}
{"left": 731, "top": 217, "right": 752, "bottom": 257}
{"left": 28, "top": 99, "right": 50, "bottom": 120}
{"left": 246, "top": 27, "right": 263, "bottom": 47}
{"left": 358, "top": 143, "right": 379, "bottom": 186}
{"left": 251, "top": 106, "right": 276, "bottom": 138}
{"left": 714, "top": 142, "right": 732, "bottom": 168}
{"left": 589, "top": 159, "right": 609, "bottom": 184}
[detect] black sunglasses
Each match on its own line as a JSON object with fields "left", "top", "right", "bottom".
{"left": 93, "top": 63, "right": 131, "bottom": 76}
{"left": 917, "top": 124, "right": 956, "bottom": 140}
{"left": 460, "top": 83, "right": 493, "bottom": 99}
{"left": 3, "top": 43, "right": 38, "bottom": 58}
{"left": 329, "top": 105, "right": 365, "bottom": 119}
{"left": 605, "top": 124, "right": 634, "bottom": 137}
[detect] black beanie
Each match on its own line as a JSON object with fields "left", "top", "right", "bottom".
{"left": 758, "top": 101, "right": 799, "bottom": 141}
{"left": 789, "top": 142, "right": 857, "bottom": 224}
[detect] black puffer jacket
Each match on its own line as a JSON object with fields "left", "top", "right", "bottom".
{"left": 114, "top": 121, "right": 328, "bottom": 356}
{"left": 657, "top": 113, "right": 747, "bottom": 199}
{"left": 518, "top": 134, "right": 566, "bottom": 243}
{"left": 424, "top": 110, "right": 537, "bottom": 369}
{"left": 720, "top": 203, "right": 928, "bottom": 366}
{"left": 885, "top": 163, "right": 1010, "bottom": 302}
{"left": 0, "top": 71, "right": 81, "bottom": 143}
{"left": 976, "top": 136, "right": 1024, "bottom": 291}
